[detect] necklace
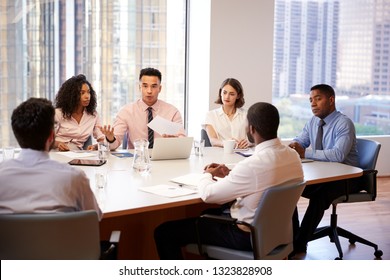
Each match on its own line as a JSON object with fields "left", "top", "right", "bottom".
{"left": 223, "top": 108, "right": 236, "bottom": 117}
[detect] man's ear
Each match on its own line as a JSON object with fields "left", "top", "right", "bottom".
{"left": 249, "top": 124, "right": 255, "bottom": 134}
{"left": 46, "top": 129, "right": 55, "bottom": 149}
{"left": 329, "top": 95, "right": 335, "bottom": 106}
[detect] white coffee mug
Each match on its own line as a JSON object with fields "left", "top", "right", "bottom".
{"left": 223, "top": 140, "right": 236, "bottom": 154}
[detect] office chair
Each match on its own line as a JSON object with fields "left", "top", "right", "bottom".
{"left": 82, "top": 135, "right": 93, "bottom": 150}
{"left": 201, "top": 129, "right": 212, "bottom": 147}
{"left": 122, "top": 131, "right": 129, "bottom": 149}
{"left": 0, "top": 210, "right": 120, "bottom": 260}
{"left": 309, "top": 138, "right": 383, "bottom": 260}
{"left": 185, "top": 181, "right": 306, "bottom": 259}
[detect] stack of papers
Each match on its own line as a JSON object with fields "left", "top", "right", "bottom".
{"left": 139, "top": 185, "right": 197, "bottom": 198}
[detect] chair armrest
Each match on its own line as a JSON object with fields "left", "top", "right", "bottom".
{"left": 340, "top": 169, "right": 378, "bottom": 203}
{"left": 100, "top": 230, "right": 121, "bottom": 260}
{"left": 110, "top": 230, "right": 121, "bottom": 243}
{"left": 194, "top": 214, "right": 253, "bottom": 257}
{"left": 200, "top": 214, "right": 237, "bottom": 224}
{"left": 200, "top": 214, "right": 253, "bottom": 234}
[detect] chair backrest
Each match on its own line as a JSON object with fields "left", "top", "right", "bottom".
{"left": 356, "top": 138, "right": 381, "bottom": 170}
{"left": 201, "top": 129, "right": 212, "bottom": 147}
{"left": 82, "top": 135, "right": 93, "bottom": 150}
{"left": 0, "top": 210, "right": 101, "bottom": 260}
{"left": 341, "top": 138, "right": 381, "bottom": 202}
{"left": 251, "top": 181, "right": 306, "bottom": 259}
{"left": 122, "top": 131, "right": 129, "bottom": 149}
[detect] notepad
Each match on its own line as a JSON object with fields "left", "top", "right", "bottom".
{"left": 170, "top": 173, "right": 206, "bottom": 187}
{"left": 111, "top": 152, "right": 133, "bottom": 158}
{"left": 235, "top": 150, "right": 254, "bottom": 157}
{"left": 139, "top": 185, "right": 197, "bottom": 198}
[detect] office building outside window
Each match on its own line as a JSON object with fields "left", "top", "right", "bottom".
{"left": 0, "top": 0, "right": 186, "bottom": 147}
{"left": 273, "top": 0, "right": 390, "bottom": 138}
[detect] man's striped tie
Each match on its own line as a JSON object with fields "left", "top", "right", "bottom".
{"left": 147, "top": 107, "right": 154, "bottom": 148}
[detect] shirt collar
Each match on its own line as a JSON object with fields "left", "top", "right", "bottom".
{"left": 18, "top": 148, "right": 50, "bottom": 162}
{"left": 217, "top": 106, "right": 241, "bottom": 117}
{"left": 254, "top": 138, "right": 282, "bottom": 152}
{"left": 321, "top": 110, "right": 339, "bottom": 125}
{"left": 139, "top": 99, "right": 160, "bottom": 112}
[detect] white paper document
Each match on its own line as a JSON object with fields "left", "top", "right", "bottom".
{"left": 170, "top": 173, "right": 206, "bottom": 187}
{"left": 56, "top": 151, "right": 96, "bottom": 159}
{"left": 139, "top": 184, "right": 197, "bottom": 198}
{"left": 147, "top": 115, "right": 182, "bottom": 135}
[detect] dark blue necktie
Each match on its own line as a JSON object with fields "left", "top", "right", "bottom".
{"left": 315, "top": 119, "right": 325, "bottom": 150}
{"left": 147, "top": 107, "right": 154, "bottom": 148}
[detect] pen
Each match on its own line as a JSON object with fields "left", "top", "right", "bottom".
{"left": 68, "top": 139, "right": 82, "bottom": 150}
{"left": 178, "top": 184, "right": 197, "bottom": 191}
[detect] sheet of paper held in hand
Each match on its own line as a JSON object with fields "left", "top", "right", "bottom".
{"left": 147, "top": 115, "right": 182, "bottom": 135}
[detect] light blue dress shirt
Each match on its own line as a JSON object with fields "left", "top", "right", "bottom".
{"left": 293, "top": 110, "right": 359, "bottom": 167}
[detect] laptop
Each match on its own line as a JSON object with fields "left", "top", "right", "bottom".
{"left": 150, "top": 137, "right": 194, "bottom": 160}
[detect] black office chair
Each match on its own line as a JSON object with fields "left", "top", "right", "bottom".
{"left": 185, "top": 181, "right": 306, "bottom": 259}
{"left": 201, "top": 129, "right": 212, "bottom": 147}
{"left": 0, "top": 210, "right": 120, "bottom": 260}
{"left": 309, "top": 138, "right": 383, "bottom": 259}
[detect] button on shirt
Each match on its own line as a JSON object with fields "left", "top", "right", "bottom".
{"left": 110, "top": 99, "right": 185, "bottom": 150}
{"left": 197, "top": 138, "right": 304, "bottom": 224}
{"left": 55, "top": 108, "right": 104, "bottom": 149}
{"left": 0, "top": 149, "right": 102, "bottom": 220}
{"left": 292, "top": 110, "right": 359, "bottom": 167}
{"left": 204, "top": 107, "right": 248, "bottom": 141}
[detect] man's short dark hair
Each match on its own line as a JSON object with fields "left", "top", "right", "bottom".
{"left": 247, "top": 102, "right": 279, "bottom": 140}
{"left": 310, "top": 84, "right": 335, "bottom": 98}
{"left": 139, "top": 68, "right": 162, "bottom": 82}
{"left": 11, "top": 97, "right": 55, "bottom": 150}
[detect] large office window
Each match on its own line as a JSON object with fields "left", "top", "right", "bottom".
{"left": 0, "top": 0, "right": 186, "bottom": 147}
{"left": 273, "top": 0, "right": 390, "bottom": 138}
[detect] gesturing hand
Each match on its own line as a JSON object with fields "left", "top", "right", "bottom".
{"left": 99, "top": 125, "right": 115, "bottom": 142}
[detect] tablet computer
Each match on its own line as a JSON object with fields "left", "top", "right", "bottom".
{"left": 68, "top": 159, "right": 107, "bottom": 166}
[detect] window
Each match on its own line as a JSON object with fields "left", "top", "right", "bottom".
{"left": 0, "top": 0, "right": 187, "bottom": 147}
{"left": 273, "top": 0, "right": 390, "bottom": 138}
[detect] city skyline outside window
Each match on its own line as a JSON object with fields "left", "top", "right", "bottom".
{"left": 273, "top": 0, "right": 390, "bottom": 138}
{"left": 2, "top": 0, "right": 390, "bottom": 149}
{"left": 0, "top": 0, "right": 186, "bottom": 147}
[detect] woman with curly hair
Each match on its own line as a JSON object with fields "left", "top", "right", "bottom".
{"left": 203, "top": 78, "right": 252, "bottom": 149}
{"left": 54, "top": 74, "right": 105, "bottom": 151}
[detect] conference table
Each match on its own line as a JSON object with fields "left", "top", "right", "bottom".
{"left": 50, "top": 147, "right": 363, "bottom": 259}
